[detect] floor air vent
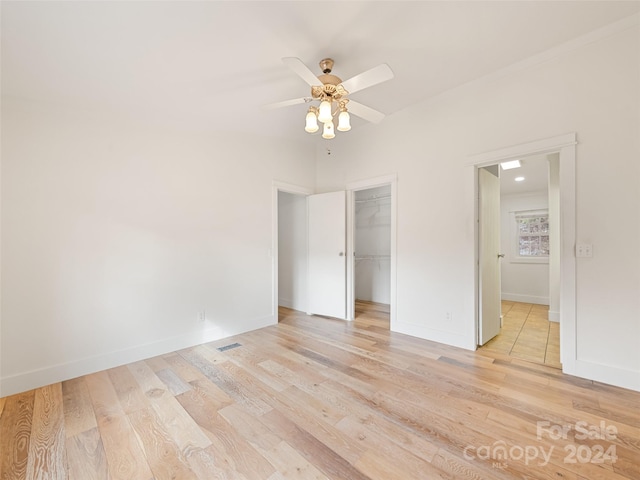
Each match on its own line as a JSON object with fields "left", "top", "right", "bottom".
{"left": 217, "top": 342, "right": 242, "bottom": 352}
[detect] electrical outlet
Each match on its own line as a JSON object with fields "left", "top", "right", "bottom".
{"left": 576, "top": 244, "right": 593, "bottom": 258}
{"left": 197, "top": 311, "right": 206, "bottom": 322}
{"left": 445, "top": 312, "right": 452, "bottom": 321}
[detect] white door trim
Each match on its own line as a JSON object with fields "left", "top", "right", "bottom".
{"left": 346, "top": 174, "right": 398, "bottom": 327}
{"left": 469, "top": 133, "right": 577, "bottom": 374}
{"left": 272, "top": 181, "right": 314, "bottom": 320}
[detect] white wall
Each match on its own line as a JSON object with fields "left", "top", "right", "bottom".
{"left": 355, "top": 185, "right": 391, "bottom": 304}
{"left": 0, "top": 98, "right": 315, "bottom": 396}
{"left": 500, "top": 191, "right": 549, "bottom": 305}
{"left": 316, "top": 24, "right": 640, "bottom": 391}
{"left": 277, "top": 191, "right": 307, "bottom": 311}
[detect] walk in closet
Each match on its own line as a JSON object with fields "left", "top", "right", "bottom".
{"left": 354, "top": 185, "right": 391, "bottom": 305}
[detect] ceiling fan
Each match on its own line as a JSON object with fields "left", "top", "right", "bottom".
{"left": 264, "top": 57, "right": 394, "bottom": 139}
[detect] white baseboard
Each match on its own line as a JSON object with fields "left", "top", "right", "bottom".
{"left": 278, "top": 298, "right": 306, "bottom": 312}
{"left": 394, "top": 321, "right": 476, "bottom": 351}
{"left": 278, "top": 298, "right": 294, "bottom": 309}
{"left": 501, "top": 293, "right": 549, "bottom": 305}
{"left": 0, "top": 315, "right": 275, "bottom": 398}
{"left": 548, "top": 310, "right": 560, "bottom": 322}
{"left": 564, "top": 359, "right": 640, "bottom": 393}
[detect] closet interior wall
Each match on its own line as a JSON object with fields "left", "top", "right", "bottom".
{"left": 355, "top": 185, "right": 391, "bottom": 304}
{"left": 278, "top": 191, "right": 307, "bottom": 311}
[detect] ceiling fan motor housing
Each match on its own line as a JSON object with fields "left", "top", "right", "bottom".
{"left": 319, "top": 58, "right": 334, "bottom": 74}
{"left": 310, "top": 57, "right": 347, "bottom": 100}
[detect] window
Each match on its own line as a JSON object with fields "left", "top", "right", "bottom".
{"left": 512, "top": 210, "right": 549, "bottom": 263}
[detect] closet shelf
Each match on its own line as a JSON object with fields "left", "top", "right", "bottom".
{"left": 355, "top": 254, "right": 391, "bottom": 261}
{"left": 355, "top": 194, "right": 391, "bottom": 204}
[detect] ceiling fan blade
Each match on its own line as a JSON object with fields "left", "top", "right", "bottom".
{"left": 282, "top": 57, "right": 321, "bottom": 87}
{"left": 340, "top": 64, "right": 394, "bottom": 94}
{"left": 347, "top": 100, "right": 386, "bottom": 124}
{"left": 263, "top": 97, "right": 312, "bottom": 110}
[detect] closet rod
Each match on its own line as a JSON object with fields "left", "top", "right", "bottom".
{"left": 355, "top": 194, "right": 391, "bottom": 204}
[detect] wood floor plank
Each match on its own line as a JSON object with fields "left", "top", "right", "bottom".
{"left": 262, "top": 441, "right": 331, "bottom": 480}
{"left": 180, "top": 348, "right": 272, "bottom": 416}
{"left": 144, "top": 354, "right": 172, "bottom": 373}
{"left": 217, "top": 404, "right": 282, "bottom": 453}
{"left": 184, "top": 447, "right": 249, "bottom": 480}
{"left": 260, "top": 387, "right": 367, "bottom": 466}
{"left": 204, "top": 412, "right": 277, "bottom": 479}
{"left": 260, "top": 408, "right": 371, "bottom": 480}
{"left": 107, "top": 364, "right": 151, "bottom": 415}
{"left": 25, "top": 384, "right": 67, "bottom": 480}
{"left": 84, "top": 371, "right": 126, "bottom": 425}
{"left": 128, "top": 406, "right": 198, "bottom": 480}
{"left": 126, "top": 360, "right": 168, "bottom": 400}
{"left": 98, "top": 425, "right": 150, "bottom": 480}
{"left": 85, "top": 371, "right": 154, "bottom": 480}
{"left": 0, "top": 390, "right": 35, "bottom": 480}
{"left": 217, "top": 404, "right": 333, "bottom": 479}
{"left": 62, "top": 377, "right": 98, "bottom": 437}
{"left": 155, "top": 367, "right": 193, "bottom": 396}
{"left": 149, "top": 394, "right": 212, "bottom": 452}
{"left": 66, "top": 427, "right": 109, "bottom": 480}
{"left": 337, "top": 410, "right": 439, "bottom": 464}
{"left": 163, "top": 352, "right": 211, "bottom": 384}
{"left": 175, "top": 388, "right": 276, "bottom": 478}
{"left": 335, "top": 414, "right": 441, "bottom": 475}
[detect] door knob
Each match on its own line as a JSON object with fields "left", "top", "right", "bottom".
{"left": 339, "top": 252, "right": 344, "bottom": 256}
{"left": 498, "top": 253, "right": 505, "bottom": 258}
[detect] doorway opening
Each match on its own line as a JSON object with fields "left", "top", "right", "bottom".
{"left": 477, "top": 154, "right": 560, "bottom": 367}
{"left": 353, "top": 185, "right": 392, "bottom": 329}
{"left": 346, "top": 174, "right": 397, "bottom": 330}
{"left": 273, "top": 176, "right": 397, "bottom": 330}
{"left": 472, "top": 133, "right": 576, "bottom": 373}
{"left": 273, "top": 182, "right": 313, "bottom": 323}
{"left": 482, "top": 154, "right": 561, "bottom": 367}
{"left": 277, "top": 190, "right": 308, "bottom": 314}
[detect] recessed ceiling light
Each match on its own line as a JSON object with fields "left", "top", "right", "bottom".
{"left": 500, "top": 160, "right": 521, "bottom": 170}
{"left": 515, "top": 176, "right": 525, "bottom": 182}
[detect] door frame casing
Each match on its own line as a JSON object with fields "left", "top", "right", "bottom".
{"left": 469, "top": 133, "right": 577, "bottom": 372}
{"left": 272, "top": 181, "right": 314, "bottom": 321}
{"left": 346, "top": 174, "right": 398, "bottom": 326}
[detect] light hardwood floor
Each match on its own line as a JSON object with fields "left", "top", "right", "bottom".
{"left": 1, "top": 302, "right": 639, "bottom": 479}
{"left": 480, "top": 301, "right": 561, "bottom": 368}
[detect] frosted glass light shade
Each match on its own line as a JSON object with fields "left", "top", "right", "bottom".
{"left": 337, "top": 111, "right": 351, "bottom": 132}
{"left": 305, "top": 111, "right": 319, "bottom": 133}
{"left": 318, "top": 100, "right": 332, "bottom": 123}
{"left": 322, "top": 121, "right": 335, "bottom": 139}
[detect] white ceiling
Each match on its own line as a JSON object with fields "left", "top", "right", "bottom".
{"left": 2, "top": 1, "right": 639, "bottom": 142}
{"left": 499, "top": 154, "right": 549, "bottom": 196}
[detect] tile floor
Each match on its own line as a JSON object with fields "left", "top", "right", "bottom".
{"left": 480, "top": 300, "right": 561, "bottom": 368}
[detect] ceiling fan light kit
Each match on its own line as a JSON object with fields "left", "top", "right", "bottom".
{"left": 337, "top": 109, "right": 351, "bottom": 132}
{"left": 265, "top": 57, "right": 394, "bottom": 139}
{"left": 322, "top": 121, "right": 335, "bottom": 139}
{"left": 304, "top": 107, "right": 319, "bottom": 133}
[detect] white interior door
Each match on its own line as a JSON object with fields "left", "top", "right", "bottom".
{"left": 308, "top": 191, "right": 347, "bottom": 319}
{"left": 479, "top": 167, "right": 502, "bottom": 345}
